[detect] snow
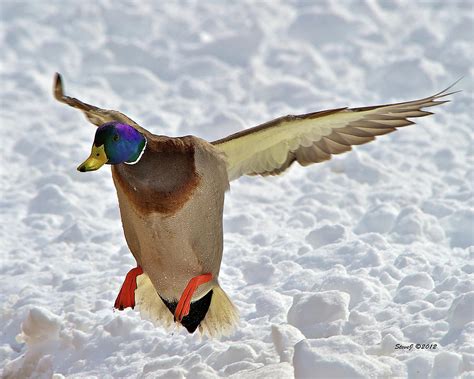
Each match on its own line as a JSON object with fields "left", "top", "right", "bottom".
{"left": 293, "top": 338, "right": 393, "bottom": 378}
{"left": 287, "top": 291, "right": 350, "bottom": 338}
{"left": 0, "top": 0, "right": 473, "bottom": 378}
{"left": 431, "top": 351, "right": 463, "bottom": 379}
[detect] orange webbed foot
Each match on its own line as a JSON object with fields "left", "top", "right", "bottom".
{"left": 114, "top": 266, "right": 143, "bottom": 310}
{"left": 174, "top": 273, "right": 213, "bottom": 322}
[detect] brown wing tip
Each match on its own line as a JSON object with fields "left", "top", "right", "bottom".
{"left": 434, "top": 77, "right": 464, "bottom": 98}
{"left": 53, "top": 72, "right": 64, "bottom": 102}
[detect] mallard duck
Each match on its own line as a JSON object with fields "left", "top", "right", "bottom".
{"left": 53, "top": 73, "right": 457, "bottom": 336}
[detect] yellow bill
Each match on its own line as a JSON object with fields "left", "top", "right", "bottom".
{"left": 77, "top": 144, "right": 108, "bottom": 172}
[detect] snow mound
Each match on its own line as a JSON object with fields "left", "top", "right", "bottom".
{"left": 287, "top": 291, "right": 350, "bottom": 338}
{"left": 305, "top": 224, "right": 346, "bottom": 249}
{"left": 431, "top": 351, "right": 462, "bottom": 379}
{"left": 447, "top": 292, "right": 474, "bottom": 330}
{"left": 354, "top": 203, "right": 398, "bottom": 235}
{"left": 271, "top": 323, "right": 305, "bottom": 363}
{"left": 293, "top": 338, "right": 391, "bottom": 378}
{"left": 3, "top": 307, "right": 63, "bottom": 379}
{"left": 397, "top": 272, "right": 435, "bottom": 291}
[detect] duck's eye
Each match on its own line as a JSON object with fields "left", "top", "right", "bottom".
{"left": 113, "top": 134, "right": 120, "bottom": 142}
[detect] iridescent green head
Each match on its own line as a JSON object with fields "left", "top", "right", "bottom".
{"left": 78, "top": 122, "right": 146, "bottom": 172}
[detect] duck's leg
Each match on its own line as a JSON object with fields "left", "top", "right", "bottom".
{"left": 174, "top": 273, "right": 213, "bottom": 322}
{"left": 114, "top": 266, "right": 143, "bottom": 310}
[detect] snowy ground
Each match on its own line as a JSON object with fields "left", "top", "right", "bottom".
{"left": 1, "top": 1, "right": 473, "bottom": 378}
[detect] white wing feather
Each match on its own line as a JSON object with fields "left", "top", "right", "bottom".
{"left": 212, "top": 85, "right": 459, "bottom": 181}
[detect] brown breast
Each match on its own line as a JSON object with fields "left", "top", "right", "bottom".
{"left": 111, "top": 135, "right": 201, "bottom": 216}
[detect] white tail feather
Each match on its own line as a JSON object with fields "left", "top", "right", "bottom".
{"left": 135, "top": 273, "right": 239, "bottom": 337}
{"left": 135, "top": 273, "right": 174, "bottom": 330}
{"left": 199, "top": 285, "right": 239, "bottom": 338}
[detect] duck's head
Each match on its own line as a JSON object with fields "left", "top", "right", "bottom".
{"left": 77, "top": 121, "right": 147, "bottom": 172}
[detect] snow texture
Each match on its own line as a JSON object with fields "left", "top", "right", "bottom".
{"left": 1, "top": 1, "right": 473, "bottom": 378}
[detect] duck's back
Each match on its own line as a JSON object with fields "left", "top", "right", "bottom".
{"left": 111, "top": 135, "right": 229, "bottom": 301}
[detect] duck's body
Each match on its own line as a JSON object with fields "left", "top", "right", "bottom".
{"left": 112, "top": 135, "right": 228, "bottom": 300}
{"left": 54, "top": 73, "right": 457, "bottom": 337}
{"left": 110, "top": 134, "right": 234, "bottom": 333}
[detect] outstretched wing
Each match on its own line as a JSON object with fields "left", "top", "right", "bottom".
{"left": 212, "top": 84, "right": 459, "bottom": 181}
{"left": 53, "top": 73, "right": 148, "bottom": 135}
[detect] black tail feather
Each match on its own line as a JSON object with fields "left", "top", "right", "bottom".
{"left": 160, "top": 290, "right": 213, "bottom": 333}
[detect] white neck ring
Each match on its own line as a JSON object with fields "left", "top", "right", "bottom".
{"left": 124, "top": 136, "right": 147, "bottom": 165}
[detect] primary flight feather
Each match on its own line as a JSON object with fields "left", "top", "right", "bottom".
{"left": 54, "top": 73, "right": 457, "bottom": 337}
